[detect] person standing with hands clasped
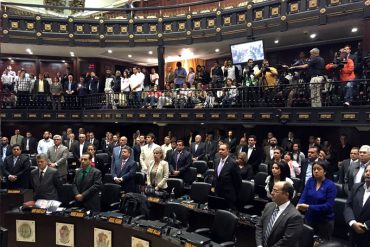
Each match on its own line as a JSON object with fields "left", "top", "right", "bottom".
{"left": 297, "top": 161, "right": 337, "bottom": 241}
{"left": 344, "top": 164, "right": 370, "bottom": 247}
{"left": 256, "top": 181, "right": 303, "bottom": 247}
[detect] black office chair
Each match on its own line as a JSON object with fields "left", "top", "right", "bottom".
{"left": 334, "top": 183, "right": 346, "bottom": 199}
{"left": 203, "top": 169, "right": 215, "bottom": 186}
{"left": 299, "top": 224, "right": 314, "bottom": 247}
{"left": 192, "top": 160, "right": 208, "bottom": 176}
{"left": 253, "top": 172, "right": 268, "bottom": 202}
{"left": 100, "top": 183, "right": 122, "bottom": 211}
{"left": 291, "top": 177, "right": 302, "bottom": 194}
{"left": 96, "top": 153, "right": 109, "bottom": 164}
{"left": 183, "top": 167, "right": 197, "bottom": 186}
{"left": 135, "top": 172, "right": 146, "bottom": 192}
{"left": 190, "top": 182, "right": 211, "bottom": 204}
{"left": 103, "top": 173, "right": 115, "bottom": 184}
{"left": 59, "top": 184, "right": 75, "bottom": 208}
{"left": 195, "top": 209, "right": 238, "bottom": 246}
{"left": 333, "top": 198, "right": 349, "bottom": 239}
{"left": 163, "top": 202, "right": 189, "bottom": 229}
{"left": 258, "top": 163, "right": 268, "bottom": 173}
{"left": 238, "top": 180, "right": 255, "bottom": 211}
{"left": 166, "top": 178, "right": 184, "bottom": 198}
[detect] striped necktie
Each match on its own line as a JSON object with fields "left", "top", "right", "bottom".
{"left": 264, "top": 206, "right": 279, "bottom": 247}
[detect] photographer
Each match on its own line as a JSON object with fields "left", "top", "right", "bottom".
{"left": 325, "top": 49, "right": 355, "bottom": 106}
{"left": 255, "top": 59, "right": 278, "bottom": 105}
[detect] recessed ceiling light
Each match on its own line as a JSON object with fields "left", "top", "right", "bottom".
{"left": 11, "top": 60, "right": 14, "bottom": 63}
{"left": 310, "top": 33, "right": 317, "bottom": 39}
{"left": 70, "top": 52, "right": 75, "bottom": 57}
{"left": 148, "top": 51, "right": 153, "bottom": 55}
{"left": 8, "top": 57, "right": 12, "bottom": 60}
{"left": 26, "top": 48, "right": 31, "bottom": 53}
{"left": 128, "top": 54, "right": 132, "bottom": 58}
{"left": 274, "top": 39, "right": 279, "bottom": 44}
{"left": 215, "top": 48, "right": 220, "bottom": 52}
{"left": 61, "top": 60, "right": 65, "bottom": 63}
{"left": 351, "top": 27, "right": 358, "bottom": 33}
{"left": 108, "top": 49, "right": 112, "bottom": 53}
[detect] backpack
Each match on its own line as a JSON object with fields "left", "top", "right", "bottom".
{"left": 119, "top": 193, "right": 150, "bottom": 219}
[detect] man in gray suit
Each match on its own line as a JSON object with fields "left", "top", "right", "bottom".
{"left": 47, "top": 135, "right": 68, "bottom": 182}
{"left": 30, "top": 153, "right": 63, "bottom": 201}
{"left": 338, "top": 147, "right": 359, "bottom": 184}
{"left": 345, "top": 145, "right": 370, "bottom": 192}
{"left": 256, "top": 181, "right": 303, "bottom": 247}
{"left": 73, "top": 153, "right": 102, "bottom": 212}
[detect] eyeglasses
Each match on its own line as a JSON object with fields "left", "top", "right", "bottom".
{"left": 272, "top": 189, "right": 283, "bottom": 193}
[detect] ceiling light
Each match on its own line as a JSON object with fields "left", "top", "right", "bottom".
{"left": 128, "top": 54, "right": 132, "bottom": 58}
{"left": 351, "top": 27, "right": 358, "bottom": 33}
{"left": 61, "top": 60, "right": 65, "bottom": 63}
{"left": 10, "top": 60, "right": 14, "bottom": 63}
{"left": 26, "top": 48, "right": 32, "bottom": 53}
{"left": 274, "top": 40, "right": 279, "bottom": 44}
{"left": 215, "top": 48, "right": 220, "bottom": 52}
{"left": 148, "top": 51, "right": 153, "bottom": 55}
{"left": 8, "top": 57, "right": 12, "bottom": 60}
{"left": 70, "top": 52, "right": 75, "bottom": 57}
{"left": 108, "top": 49, "right": 112, "bottom": 53}
{"left": 310, "top": 33, "right": 316, "bottom": 39}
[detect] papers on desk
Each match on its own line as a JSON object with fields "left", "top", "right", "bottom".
{"left": 35, "top": 199, "right": 62, "bottom": 212}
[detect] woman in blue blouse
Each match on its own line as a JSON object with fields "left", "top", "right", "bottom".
{"left": 297, "top": 161, "right": 337, "bottom": 241}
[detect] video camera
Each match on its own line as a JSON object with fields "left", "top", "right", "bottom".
{"left": 332, "top": 51, "right": 348, "bottom": 68}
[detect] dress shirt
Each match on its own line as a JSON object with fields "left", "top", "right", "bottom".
{"left": 217, "top": 156, "right": 228, "bottom": 176}
{"left": 40, "top": 166, "right": 48, "bottom": 178}
{"left": 79, "top": 143, "right": 85, "bottom": 157}
{"left": 2, "top": 146, "right": 7, "bottom": 161}
{"left": 355, "top": 164, "right": 366, "bottom": 184}
{"left": 247, "top": 145, "right": 255, "bottom": 159}
{"left": 37, "top": 139, "right": 54, "bottom": 154}
{"left": 305, "top": 160, "right": 314, "bottom": 184}
{"left": 270, "top": 147, "right": 274, "bottom": 160}
{"left": 129, "top": 73, "right": 143, "bottom": 92}
{"left": 194, "top": 144, "right": 199, "bottom": 152}
{"left": 349, "top": 184, "right": 370, "bottom": 229}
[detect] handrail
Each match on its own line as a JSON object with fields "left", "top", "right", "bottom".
{"left": 1, "top": 0, "right": 225, "bottom": 12}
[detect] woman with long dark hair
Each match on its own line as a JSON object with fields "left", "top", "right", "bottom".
{"left": 265, "top": 162, "right": 294, "bottom": 198}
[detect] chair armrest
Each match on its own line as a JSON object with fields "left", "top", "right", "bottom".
{"left": 110, "top": 202, "right": 120, "bottom": 209}
{"left": 68, "top": 200, "right": 77, "bottom": 207}
{"left": 220, "top": 241, "right": 235, "bottom": 247}
{"left": 195, "top": 228, "right": 211, "bottom": 235}
{"left": 134, "top": 215, "right": 146, "bottom": 221}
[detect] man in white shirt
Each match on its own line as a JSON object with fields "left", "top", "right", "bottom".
{"left": 37, "top": 131, "right": 54, "bottom": 154}
{"left": 256, "top": 181, "right": 303, "bottom": 247}
{"left": 161, "top": 136, "right": 172, "bottom": 159}
{"left": 130, "top": 67, "right": 144, "bottom": 108}
{"left": 139, "top": 133, "right": 159, "bottom": 173}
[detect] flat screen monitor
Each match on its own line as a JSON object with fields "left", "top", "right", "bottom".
{"left": 230, "top": 40, "right": 265, "bottom": 64}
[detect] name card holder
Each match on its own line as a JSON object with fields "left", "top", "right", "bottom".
{"left": 185, "top": 242, "right": 197, "bottom": 247}
{"left": 7, "top": 189, "right": 21, "bottom": 194}
{"left": 181, "top": 202, "right": 196, "bottom": 210}
{"left": 31, "top": 208, "right": 46, "bottom": 214}
{"left": 147, "top": 227, "right": 162, "bottom": 236}
{"left": 70, "top": 211, "right": 85, "bottom": 218}
{"left": 147, "top": 197, "right": 160, "bottom": 203}
{"left": 108, "top": 216, "right": 123, "bottom": 225}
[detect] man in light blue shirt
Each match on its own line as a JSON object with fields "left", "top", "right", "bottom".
{"left": 174, "top": 62, "right": 187, "bottom": 88}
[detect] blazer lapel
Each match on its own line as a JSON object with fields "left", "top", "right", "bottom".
{"left": 269, "top": 204, "right": 291, "bottom": 236}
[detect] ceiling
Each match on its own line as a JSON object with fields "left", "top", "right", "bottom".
{"left": 1, "top": 20, "right": 363, "bottom": 66}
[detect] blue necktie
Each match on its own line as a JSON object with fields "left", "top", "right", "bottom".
{"left": 264, "top": 206, "right": 279, "bottom": 247}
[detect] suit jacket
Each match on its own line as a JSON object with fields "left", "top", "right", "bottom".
{"left": 133, "top": 145, "right": 141, "bottom": 163}
{"left": 169, "top": 150, "right": 192, "bottom": 176}
{"left": 224, "top": 137, "right": 237, "bottom": 153}
{"left": 88, "top": 138, "right": 100, "bottom": 150}
{"left": 190, "top": 142, "right": 206, "bottom": 160}
{"left": 240, "top": 164, "right": 254, "bottom": 180}
{"left": 338, "top": 158, "right": 355, "bottom": 184}
{"left": 63, "top": 81, "right": 78, "bottom": 95}
{"left": 64, "top": 139, "right": 78, "bottom": 152}
{"left": 255, "top": 202, "right": 303, "bottom": 247}
{"left": 299, "top": 158, "right": 319, "bottom": 185}
{"left": 33, "top": 79, "right": 50, "bottom": 94}
{"left": 214, "top": 156, "right": 242, "bottom": 209}
{"left": 345, "top": 161, "right": 362, "bottom": 192}
{"left": 344, "top": 183, "right": 370, "bottom": 247}
{"left": 92, "top": 155, "right": 107, "bottom": 178}
{"left": 281, "top": 138, "right": 300, "bottom": 152}
{"left": 10, "top": 135, "right": 24, "bottom": 146}
{"left": 264, "top": 145, "right": 275, "bottom": 163}
{"left": 204, "top": 140, "right": 217, "bottom": 161}
{"left": 2, "top": 154, "right": 30, "bottom": 189}
{"left": 30, "top": 167, "right": 62, "bottom": 201}
{"left": 73, "top": 167, "right": 102, "bottom": 212}
{"left": 140, "top": 143, "right": 160, "bottom": 172}
{"left": 0, "top": 144, "right": 12, "bottom": 158}
{"left": 21, "top": 137, "right": 38, "bottom": 154}
{"left": 147, "top": 160, "right": 169, "bottom": 189}
{"left": 246, "top": 146, "right": 264, "bottom": 174}
{"left": 110, "top": 158, "right": 137, "bottom": 193}
{"left": 47, "top": 145, "right": 69, "bottom": 176}
{"left": 72, "top": 142, "right": 89, "bottom": 160}
{"left": 87, "top": 76, "right": 100, "bottom": 94}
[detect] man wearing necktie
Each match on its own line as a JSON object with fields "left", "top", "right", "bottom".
{"left": 344, "top": 164, "right": 370, "bottom": 247}
{"left": 256, "top": 181, "right": 303, "bottom": 247}
{"left": 214, "top": 143, "right": 242, "bottom": 210}
{"left": 338, "top": 147, "right": 359, "bottom": 184}
{"left": 72, "top": 153, "right": 102, "bottom": 212}
{"left": 1, "top": 144, "right": 30, "bottom": 189}
{"left": 190, "top": 135, "right": 206, "bottom": 162}
{"left": 47, "top": 135, "right": 69, "bottom": 182}
{"left": 110, "top": 146, "right": 137, "bottom": 193}
{"left": 169, "top": 140, "right": 192, "bottom": 178}
{"left": 345, "top": 145, "right": 370, "bottom": 192}
{"left": 0, "top": 137, "right": 12, "bottom": 163}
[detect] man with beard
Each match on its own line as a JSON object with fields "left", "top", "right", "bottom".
{"left": 264, "top": 137, "right": 278, "bottom": 163}
{"left": 37, "top": 131, "right": 54, "bottom": 154}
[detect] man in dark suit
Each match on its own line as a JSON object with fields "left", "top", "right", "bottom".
{"left": 245, "top": 135, "right": 263, "bottom": 174}
{"left": 169, "top": 140, "right": 192, "bottom": 178}
{"left": 256, "top": 181, "right": 303, "bottom": 247}
{"left": 30, "top": 153, "right": 63, "bottom": 201}
{"left": 300, "top": 146, "right": 319, "bottom": 185}
{"left": 281, "top": 131, "right": 300, "bottom": 152}
{"left": 2, "top": 144, "right": 30, "bottom": 189}
{"left": 165, "top": 139, "right": 177, "bottom": 164}
{"left": 86, "top": 71, "right": 100, "bottom": 94}
{"left": 264, "top": 137, "right": 278, "bottom": 163}
{"left": 190, "top": 135, "right": 206, "bottom": 161}
{"left": 345, "top": 145, "right": 370, "bottom": 192}
{"left": 72, "top": 134, "right": 89, "bottom": 162}
{"left": 32, "top": 73, "right": 50, "bottom": 109}
{"left": 344, "top": 164, "right": 370, "bottom": 247}
{"left": 224, "top": 130, "right": 237, "bottom": 154}
{"left": 1, "top": 137, "right": 12, "bottom": 164}
{"left": 235, "top": 137, "right": 247, "bottom": 156}
{"left": 73, "top": 153, "right": 102, "bottom": 212}
{"left": 21, "top": 131, "right": 38, "bottom": 155}
{"left": 64, "top": 133, "right": 78, "bottom": 152}
{"left": 110, "top": 146, "right": 137, "bottom": 193}
{"left": 88, "top": 132, "right": 100, "bottom": 150}
{"left": 63, "top": 74, "right": 78, "bottom": 109}
{"left": 214, "top": 143, "right": 242, "bottom": 209}
{"left": 338, "top": 147, "right": 359, "bottom": 184}
{"left": 204, "top": 133, "right": 217, "bottom": 163}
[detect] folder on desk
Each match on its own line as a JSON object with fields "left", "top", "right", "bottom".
{"left": 179, "top": 232, "right": 210, "bottom": 246}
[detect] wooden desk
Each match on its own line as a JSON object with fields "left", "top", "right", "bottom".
{"left": 0, "top": 190, "right": 33, "bottom": 227}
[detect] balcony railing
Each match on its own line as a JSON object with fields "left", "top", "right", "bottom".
{"left": 1, "top": 79, "right": 369, "bottom": 111}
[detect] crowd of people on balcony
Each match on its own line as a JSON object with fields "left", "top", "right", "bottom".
{"left": 1, "top": 44, "right": 369, "bottom": 110}
{"left": 1, "top": 127, "right": 370, "bottom": 244}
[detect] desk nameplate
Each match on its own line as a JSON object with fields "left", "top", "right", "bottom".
{"left": 70, "top": 211, "right": 85, "bottom": 218}
{"left": 147, "top": 227, "right": 161, "bottom": 236}
{"left": 32, "top": 208, "right": 46, "bottom": 214}
{"left": 108, "top": 216, "right": 123, "bottom": 225}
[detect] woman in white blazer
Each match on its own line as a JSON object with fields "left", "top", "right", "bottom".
{"left": 147, "top": 147, "right": 169, "bottom": 190}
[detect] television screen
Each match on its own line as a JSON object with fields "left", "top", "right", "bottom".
{"left": 230, "top": 40, "right": 265, "bottom": 65}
